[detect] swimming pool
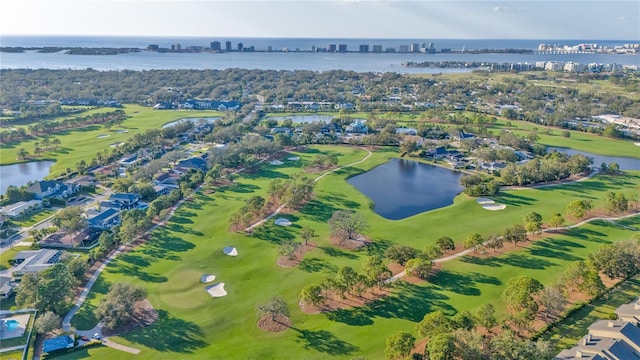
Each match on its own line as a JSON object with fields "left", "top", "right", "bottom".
{"left": 5, "top": 319, "right": 19, "bottom": 331}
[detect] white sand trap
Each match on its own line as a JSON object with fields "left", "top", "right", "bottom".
{"left": 635, "top": 142, "right": 640, "bottom": 147}
{"left": 223, "top": 246, "right": 238, "bottom": 256}
{"left": 483, "top": 203, "right": 507, "bottom": 211}
{"left": 287, "top": 156, "right": 300, "bottom": 161}
{"left": 274, "top": 218, "right": 292, "bottom": 226}
{"left": 115, "top": 129, "right": 128, "bottom": 133}
{"left": 200, "top": 274, "right": 216, "bottom": 283}
{"left": 97, "top": 134, "right": 110, "bottom": 139}
{"left": 270, "top": 160, "right": 284, "bottom": 165}
{"left": 109, "top": 142, "right": 124, "bottom": 147}
{"left": 205, "top": 283, "right": 227, "bottom": 297}
{"left": 476, "top": 197, "right": 495, "bottom": 204}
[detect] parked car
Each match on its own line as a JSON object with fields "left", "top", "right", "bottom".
{"left": 92, "top": 333, "right": 101, "bottom": 340}
{"left": 80, "top": 335, "right": 89, "bottom": 341}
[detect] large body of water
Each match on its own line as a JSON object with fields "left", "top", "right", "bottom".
{"left": 347, "top": 158, "right": 464, "bottom": 220}
{"left": 0, "top": 161, "right": 55, "bottom": 195}
{"left": 1, "top": 36, "right": 637, "bottom": 72}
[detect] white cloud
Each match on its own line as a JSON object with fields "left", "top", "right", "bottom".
{"left": 493, "top": 5, "right": 507, "bottom": 12}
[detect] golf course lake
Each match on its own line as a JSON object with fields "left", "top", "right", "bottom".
{"left": 348, "top": 158, "right": 464, "bottom": 220}
{"left": 0, "top": 160, "right": 55, "bottom": 195}
{"left": 547, "top": 147, "right": 640, "bottom": 170}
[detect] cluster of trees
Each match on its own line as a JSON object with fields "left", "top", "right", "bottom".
{"left": 604, "top": 191, "right": 629, "bottom": 214}
{"left": 500, "top": 152, "right": 593, "bottom": 186}
{"left": 1, "top": 185, "right": 35, "bottom": 205}
{"left": 385, "top": 301, "right": 554, "bottom": 360}
{"left": 94, "top": 282, "right": 147, "bottom": 329}
{"left": 460, "top": 174, "right": 500, "bottom": 196}
{"left": 207, "top": 134, "right": 282, "bottom": 169}
{"left": 308, "top": 153, "right": 339, "bottom": 170}
{"left": 588, "top": 239, "right": 640, "bottom": 279}
{"left": 300, "top": 255, "right": 392, "bottom": 308}
{"left": 15, "top": 257, "right": 88, "bottom": 315}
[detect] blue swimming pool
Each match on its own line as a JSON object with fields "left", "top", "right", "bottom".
{"left": 5, "top": 319, "right": 19, "bottom": 331}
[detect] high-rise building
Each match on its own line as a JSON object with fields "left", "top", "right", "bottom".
{"left": 225, "top": 41, "right": 232, "bottom": 51}
{"left": 399, "top": 45, "right": 410, "bottom": 53}
{"left": 237, "top": 42, "right": 243, "bottom": 52}
{"left": 372, "top": 45, "right": 383, "bottom": 53}
{"left": 328, "top": 44, "right": 337, "bottom": 52}
{"left": 338, "top": 44, "right": 348, "bottom": 52}
{"left": 410, "top": 43, "right": 420, "bottom": 53}
{"left": 359, "top": 44, "right": 369, "bottom": 53}
{"left": 211, "top": 41, "right": 221, "bottom": 51}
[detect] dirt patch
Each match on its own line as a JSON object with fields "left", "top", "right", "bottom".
{"left": 277, "top": 242, "right": 316, "bottom": 267}
{"left": 300, "top": 287, "right": 392, "bottom": 314}
{"left": 257, "top": 314, "right": 290, "bottom": 332}
{"left": 101, "top": 299, "right": 158, "bottom": 337}
{"left": 330, "top": 234, "right": 370, "bottom": 250}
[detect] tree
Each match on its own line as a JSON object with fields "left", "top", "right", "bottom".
{"left": 277, "top": 239, "right": 299, "bottom": 260}
{"left": 17, "top": 148, "right": 29, "bottom": 160}
{"left": 416, "top": 310, "right": 451, "bottom": 338}
{"left": 399, "top": 140, "right": 419, "bottom": 155}
{"left": 423, "top": 245, "right": 443, "bottom": 261}
{"left": 300, "top": 227, "right": 316, "bottom": 245}
{"left": 385, "top": 331, "right": 415, "bottom": 360}
{"left": 300, "top": 284, "right": 324, "bottom": 307}
{"left": 405, "top": 258, "right": 433, "bottom": 279}
{"left": 335, "top": 266, "right": 360, "bottom": 297}
{"left": 588, "top": 240, "right": 640, "bottom": 279}
{"left": 463, "top": 233, "right": 484, "bottom": 253}
{"left": 95, "top": 283, "right": 147, "bottom": 329}
{"left": 562, "top": 130, "right": 571, "bottom": 138}
{"left": 67, "top": 256, "right": 88, "bottom": 282}
{"left": 476, "top": 303, "right": 497, "bottom": 330}
{"left": 523, "top": 212, "right": 543, "bottom": 235}
{"left": 51, "top": 137, "right": 61, "bottom": 150}
{"left": 485, "top": 233, "right": 503, "bottom": 252}
{"left": 604, "top": 192, "right": 628, "bottom": 214}
{"left": 361, "top": 255, "right": 391, "bottom": 288}
{"left": 501, "top": 276, "right": 543, "bottom": 316}
{"left": 385, "top": 245, "right": 419, "bottom": 266}
{"left": 436, "top": 236, "right": 455, "bottom": 253}
{"left": 35, "top": 311, "right": 61, "bottom": 334}
{"left": 567, "top": 199, "right": 593, "bottom": 219}
{"left": 451, "top": 310, "right": 475, "bottom": 331}
{"left": 427, "top": 333, "right": 455, "bottom": 360}
{"left": 538, "top": 285, "right": 566, "bottom": 319}
{"left": 52, "top": 206, "right": 87, "bottom": 240}
{"left": 256, "top": 296, "right": 290, "bottom": 323}
{"left": 579, "top": 269, "right": 606, "bottom": 297}
{"left": 15, "top": 264, "right": 75, "bottom": 314}
{"left": 560, "top": 261, "right": 586, "bottom": 292}
{"left": 329, "top": 210, "right": 368, "bottom": 242}
{"left": 548, "top": 213, "right": 565, "bottom": 230}
{"left": 503, "top": 224, "right": 527, "bottom": 246}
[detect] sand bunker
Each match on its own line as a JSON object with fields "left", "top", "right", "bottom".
{"left": 274, "top": 218, "right": 292, "bottom": 226}
{"left": 114, "top": 129, "right": 128, "bottom": 133}
{"left": 109, "top": 142, "right": 124, "bottom": 147}
{"left": 270, "top": 160, "right": 284, "bottom": 165}
{"left": 483, "top": 203, "right": 507, "bottom": 211}
{"left": 200, "top": 274, "right": 216, "bottom": 283}
{"left": 223, "top": 246, "right": 238, "bottom": 256}
{"left": 476, "top": 197, "right": 495, "bottom": 205}
{"left": 205, "top": 283, "right": 227, "bottom": 297}
{"left": 287, "top": 156, "right": 300, "bottom": 161}
{"left": 635, "top": 142, "right": 640, "bottom": 147}
{"left": 96, "top": 134, "right": 110, "bottom": 139}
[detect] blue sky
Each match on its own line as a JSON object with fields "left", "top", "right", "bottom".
{"left": 2, "top": 0, "right": 638, "bottom": 39}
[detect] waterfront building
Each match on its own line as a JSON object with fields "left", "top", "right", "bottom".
{"left": 328, "top": 44, "right": 337, "bottom": 52}
{"left": 410, "top": 42, "right": 420, "bottom": 52}
{"left": 372, "top": 45, "right": 383, "bottom": 53}
{"left": 399, "top": 45, "right": 410, "bottom": 53}
{"left": 237, "top": 42, "right": 243, "bottom": 52}
{"left": 359, "top": 44, "right": 369, "bottom": 53}
{"left": 210, "top": 41, "right": 221, "bottom": 51}
{"left": 225, "top": 41, "right": 232, "bottom": 51}
{"left": 338, "top": 44, "right": 348, "bottom": 53}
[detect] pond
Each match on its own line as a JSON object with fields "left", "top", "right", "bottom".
{"left": 267, "top": 115, "right": 335, "bottom": 124}
{"left": 162, "top": 117, "right": 220, "bottom": 128}
{"left": 347, "top": 158, "right": 464, "bottom": 220}
{"left": 547, "top": 147, "right": 640, "bottom": 170}
{"left": 0, "top": 161, "right": 55, "bottom": 195}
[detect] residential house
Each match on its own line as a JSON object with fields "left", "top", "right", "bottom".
{"left": 27, "top": 181, "right": 77, "bottom": 200}
{"left": 0, "top": 200, "right": 42, "bottom": 218}
{"left": 615, "top": 297, "right": 640, "bottom": 326}
{"left": 176, "top": 157, "right": 208, "bottom": 171}
{"left": 153, "top": 185, "right": 171, "bottom": 196}
{"left": 117, "top": 154, "right": 139, "bottom": 168}
{"left": 554, "top": 319, "right": 640, "bottom": 359}
{"left": 107, "top": 193, "right": 140, "bottom": 210}
{"left": 345, "top": 120, "right": 368, "bottom": 134}
{"left": 395, "top": 128, "right": 418, "bottom": 136}
{"left": 43, "top": 335, "right": 75, "bottom": 353}
{"left": 64, "top": 175, "right": 96, "bottom": 190}
{"left": 88, "top": 209, "right": 121, "bottom": 230}
{"left": 451, "top": 130, "right": 476, "bottom": 141}
{"left": 180, "top": 99, "right": 241, "bottom": 111}
{"left": 424, "top": 147, "right": 449, "bottom": 159}
{"left": 0, "top": 276, "right": 14, "bottom": 299}
{"left": 270, "top": 127, "right": 292, "bottom": 136}
{"left": 153, "top": 171, "right": 181, "bottom": 188}
{"left": 12, "top": 249, "right": 64, "bottom": 277}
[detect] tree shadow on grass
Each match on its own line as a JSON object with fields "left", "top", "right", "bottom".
{"left": 319, "top": 246, "right": 358, "bottom": 259}
{"left": 292, "top": 328, "right": 359, "bottom": 356}
{"left": 325, "top": 307, "right": 374, "bottom": 326}
{"left": 565, "top": 227, "right": 610, "bottom": 243}
{"left": 166, "top": 223, "right": 203, "bottom": 237}
{"left": 242, "top": 168, "right": 289, "bottom": 181}
{"left": 429, "top": 270, "right": 501, "bottom": 296}
{"left": 298, "top": 257, "right": 338, "bottom": 274}
{"left": 121, "top": 310, "right": 207, "bottom": 353}
{"left": 494, "top": 192, "right": 535, "bottom": 206}
{"left": 107, "top": 261, "right": 168, "bottom": 283}
{"left": 527, "top": 246, "right": 583, "bottom": 262}
{"left": 299, "top": 199, "right": 338, "bottom": 223}
{"left": 227, "top": 182, "right": 261, "bottom": 194}
{"left": 251, "top": 224, "right": 296, "bottom": 244}
{"left": 366, "top": 238, "right": 393, "bottom": 256}
{"left": 460, "top": 252, "right": 558, "bottom": 270}
{"left": 170, "top": 216, "right": 194, "bottom": 225}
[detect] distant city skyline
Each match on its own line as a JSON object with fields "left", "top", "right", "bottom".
{"left": 2, "top": 1, "right": 638, "bottom": 40}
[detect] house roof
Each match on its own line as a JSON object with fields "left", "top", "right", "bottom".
{"left": 176, "top": 157, "right": 207, "bottom": 170}
{"left": 110, "top": 193, "right": 139, "bottom": 202}
{"left": 27, "top": 181, "right": 61, "bottom": 194}
{"left": 13, "top": 249, "right": 63, "bottom": 274}
{"left": 89, "top": 208, "right": 119, "bottom": 225}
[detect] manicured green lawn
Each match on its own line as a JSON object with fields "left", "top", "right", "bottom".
{"left": 542, "top": 276, "right": 640, "bottom": 351}
{"left": 64, "top": 145, "right": 640, "bottom": 359}
{"left": 0, "top": 105, "right": 223, "bottom": 177}
{"left": 0, "top": 246, "right": 31, "bottom": 272}
{"left": 8, "top": 208, "right": 56, "bottom": 228}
